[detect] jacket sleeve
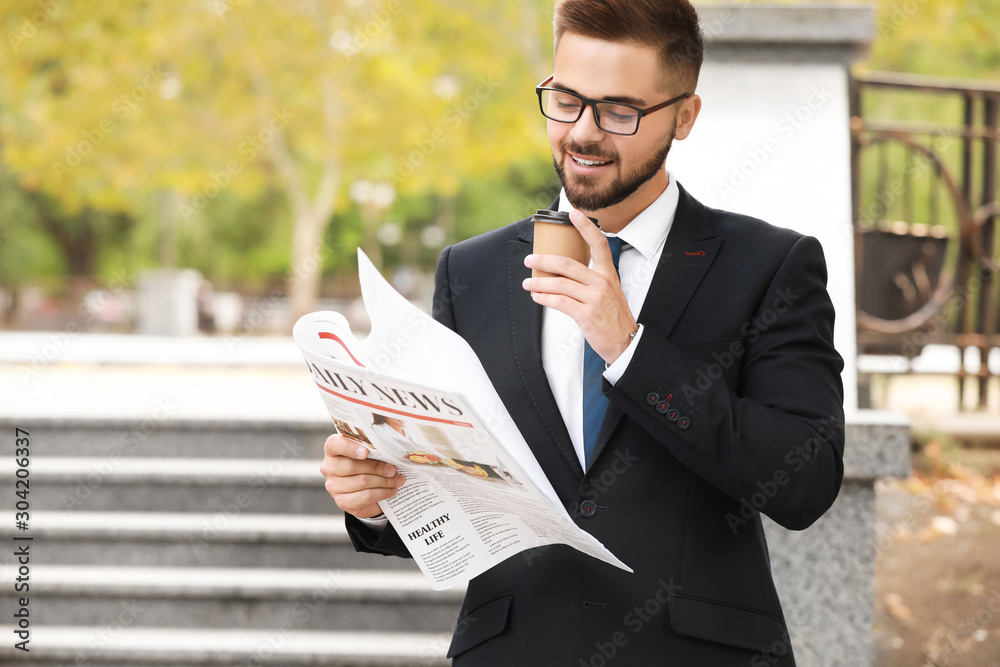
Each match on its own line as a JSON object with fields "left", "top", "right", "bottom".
{"left": 344, "top": 514, "right": 412, "bottom": 558}
{"left": 605, "top": 234, "right": 845, "bottom": 530}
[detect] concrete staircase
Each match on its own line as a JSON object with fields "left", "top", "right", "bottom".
{"left": 0, "top": 418, "right": 461, "bottom": 666}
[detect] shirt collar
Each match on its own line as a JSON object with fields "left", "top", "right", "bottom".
{"left": 557, "top": 171, "right": 679, "bottom": 262}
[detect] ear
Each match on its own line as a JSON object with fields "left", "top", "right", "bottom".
{"left": 672, "top": 94, "right": 702, "bottom": 141}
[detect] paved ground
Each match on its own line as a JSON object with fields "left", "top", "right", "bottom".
{"left": 1, "top": 332, "right": 327, "bottom": 422}
{"left": 873, "top": 447, "right": 1000, "bottom": 666}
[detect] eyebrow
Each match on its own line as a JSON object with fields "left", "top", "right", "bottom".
{"left": 550, "top": 80, "right": 647, "bottom": 107}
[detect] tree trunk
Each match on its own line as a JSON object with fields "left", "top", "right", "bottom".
{"left": 287, "top": 207, "right": 327, "bottom": 323}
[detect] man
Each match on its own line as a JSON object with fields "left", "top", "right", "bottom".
{"left": 320, "top": 0, "right": 845, "bottom": 664}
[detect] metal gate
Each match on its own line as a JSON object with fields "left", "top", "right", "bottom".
{"left": 851, "top": 71, "right": 1000, "bottom": 409}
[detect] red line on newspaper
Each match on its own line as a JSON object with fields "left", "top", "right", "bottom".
{"left": 315, "top": 382, "right": 474, "bottom": 428}
{"left": 317, "top": 332, "right": 366, "bottom": 367}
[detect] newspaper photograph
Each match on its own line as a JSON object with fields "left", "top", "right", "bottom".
{"left": 293, "top": 250, "right": 630, "bottom": 590}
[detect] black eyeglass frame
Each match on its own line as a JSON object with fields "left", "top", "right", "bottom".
{"left": 535, "top": 75, "right": 691, "bottom": 136}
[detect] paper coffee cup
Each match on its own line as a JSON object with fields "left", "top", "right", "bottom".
{"left": 531, "top": 210, "right": 600, "bottom": 281}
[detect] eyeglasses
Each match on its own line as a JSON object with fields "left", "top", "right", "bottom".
{"left": 535, "top": 75, "right": 691, "bottom": 136}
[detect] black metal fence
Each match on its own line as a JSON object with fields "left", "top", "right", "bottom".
{"left": 851, "top": 71, "right": 1000, "bottom": 409}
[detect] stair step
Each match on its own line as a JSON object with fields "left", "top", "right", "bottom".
{"left": 0, "top": 565, "right": 463, "bottom": 601}
{"left": 0, "top": 457, "right": 320, "bottom": 484}
{"left": 0, "top": 511, "right": 419, "bottom": 569}
{"left": 0, "top": 626, "right": 451, "bottom": 665}
{"left": 0, "top": 458, "right": 333, "bottom": 513}
{"left": 0, "top": 566, "right": 463, "bottom": 631}
{"left": 0, "top": 417, "right": 331, "bottom": 459}
{"left": 0, "top": 511, "right": 348, "bottom": 542}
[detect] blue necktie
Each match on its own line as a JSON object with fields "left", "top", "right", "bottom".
{"left": 583, "top": 236, "right": 624, "bottom": 470}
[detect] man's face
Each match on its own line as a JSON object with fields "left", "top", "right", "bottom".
{"left": 547, "top": 33, "right": 695, "bottom": 213}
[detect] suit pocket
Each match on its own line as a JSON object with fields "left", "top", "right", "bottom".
{"left": 446, "top": 594, "right": 513, "bottom": 658}
{"left": 667, "top": 594, "right": 788, "bottom": 652}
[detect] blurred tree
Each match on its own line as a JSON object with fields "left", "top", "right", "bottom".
{"left": 0, "top": 0, "right": 550, "bottom": 318}
{"left": 864, "top": 0, "right": 1000, "bottom": 80}
{"left": 12, "top": 0, "right": 992, "bottom": 320}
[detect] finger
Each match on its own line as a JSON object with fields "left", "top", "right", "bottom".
{"left": 567, "top": 209, "right": 614, "bottom": 272}
{"left": 324, "top": 433, "right": 371, "bottom": 460}
{"left": 527, "top": 291, "right": 583, "bottom": 320}
{"left": 331, "top": 487, "right": 401, "bottom": 518}
{"left": 327, "top": 471, "right": 406, "bottom": 494}
{"left": 321, "top": 454, "right": 397, "bottom": 479}
{"left": 521, "top": 275, "right": 590, "bottom": 302}
{"left": 524, "top": 253, "right": 591, "bottom": 282}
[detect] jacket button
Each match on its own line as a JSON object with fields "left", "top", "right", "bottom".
{"left": 646, "top": 392, "right": 659, "bottom": 406}
{"left": 677, "top": 416, "right": 691, "bottom": 430}
{"left": 666, "top": 408, "right": 680, "bottom": 422}
{"left": 579, "top": 500, "right": 598, "bottom": 518}
{"left": 656, "top": 400, "right": 670, "bottom": 414}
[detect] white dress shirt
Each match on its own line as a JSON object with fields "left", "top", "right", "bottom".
{"left": 542, "top": 173, "right": 680, "bottom": 469}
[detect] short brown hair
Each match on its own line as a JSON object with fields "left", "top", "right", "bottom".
{"left": 553, "top": 0, "right": 703, "bottom": 93}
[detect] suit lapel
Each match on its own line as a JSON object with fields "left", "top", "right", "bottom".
{"left": 507, "top": 221, "right": 585, "bottom": 488}
{"left": 587, "top": 185, "right": 722, "bottom": 470}
{"left": 636, "top": 184, "right": 722, "bottom": 335}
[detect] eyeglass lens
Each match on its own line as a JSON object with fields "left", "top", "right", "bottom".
{"left": 539, "top": 89, "right": 639, "bottom": 135}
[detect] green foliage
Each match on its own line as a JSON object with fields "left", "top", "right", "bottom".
{"left": 1, "top": 0, "right": 997, "bottom": 296}
{"left": 0, "top": 171, "right": 63, "bottom": 282}
{"left": 865, "top": 0, "right": 1000, "bottom": 80}
{"left": 0, "top": 0, "right": 548, "bottom": 293}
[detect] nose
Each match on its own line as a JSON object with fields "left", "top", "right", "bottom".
{"left": 569, "top": 102, "right": 606, "bottom": 145}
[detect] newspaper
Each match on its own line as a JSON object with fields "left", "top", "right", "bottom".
{"left": 293, "top": 249, "right": 630, "bottom": 590}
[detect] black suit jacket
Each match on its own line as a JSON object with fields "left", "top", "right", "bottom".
{"left": 347, "top": 184, "right": 845, "bottom": 666}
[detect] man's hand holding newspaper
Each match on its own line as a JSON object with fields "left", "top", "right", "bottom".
{"left": 321, "top": 433, "right": 404, "bottom": 519}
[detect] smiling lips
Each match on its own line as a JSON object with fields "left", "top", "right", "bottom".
{"left": 569, "top": 152, "right": 614, "bottom": 170}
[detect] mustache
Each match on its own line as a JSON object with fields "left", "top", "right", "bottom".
{"left": 561, "top": 140, "right": 617, "bottom": 162}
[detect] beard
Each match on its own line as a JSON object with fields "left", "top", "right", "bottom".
{"left": 553, "top": 119, "right": 677, "bottom": 212}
